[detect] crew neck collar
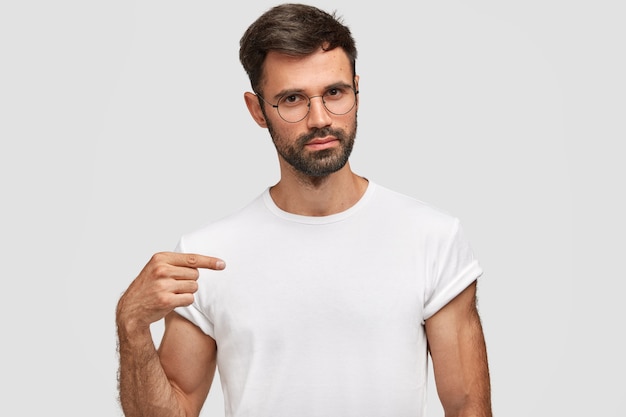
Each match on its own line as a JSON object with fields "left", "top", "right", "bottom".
{"left": 262, "top": 181, "right": 376, "bottom": 224}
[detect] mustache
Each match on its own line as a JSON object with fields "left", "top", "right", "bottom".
{"left": 296, "top": 127, "right": 345, "bottom": 147}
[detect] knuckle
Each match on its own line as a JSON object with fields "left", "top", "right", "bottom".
{"left": 155, "top": 292, "right": 173, "bottom": 309}
{"left": 152, "top": 264, "right": 171, "bottom": 278}
{"left": 186, "top": 254, "right": 198, "bottom": 265}
{"left": 151, "top": 252, "right": 168, "bottom": 263}
{"left": 153, "top": 279, "right": 169, "bottom": 292}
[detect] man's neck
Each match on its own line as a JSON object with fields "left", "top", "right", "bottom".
{"left": 269, "top": 163, "right": 369, "bottom": 216}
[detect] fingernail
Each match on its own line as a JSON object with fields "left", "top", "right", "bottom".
{"left": 216, "top": 260, "right": 226, "bottom": 269}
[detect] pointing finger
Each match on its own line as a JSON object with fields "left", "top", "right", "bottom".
{"left": 184, "top": 253, "right": 226, "bottom": 270}
{"left": 151, "top": 252, "right": 226, "bottom": 270}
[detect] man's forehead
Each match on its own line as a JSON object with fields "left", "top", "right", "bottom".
{"left": 261, "top": 47, "right": 353, "bottom": 93}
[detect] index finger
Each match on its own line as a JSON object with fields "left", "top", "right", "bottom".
{"left": 164, "top": 252, "right": 226, "bottom": 270}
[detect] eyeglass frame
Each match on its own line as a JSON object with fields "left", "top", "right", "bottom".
{"left": 255, "top": 84, "right": 359, "bottom": 123}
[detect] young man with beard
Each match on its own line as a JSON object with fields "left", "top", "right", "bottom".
{"left": 116, "top": 3, "right": 492, "bottom": 417}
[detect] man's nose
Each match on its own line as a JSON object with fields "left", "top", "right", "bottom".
{"left": 306, "top": 95, "right": 332, "bottom": 129}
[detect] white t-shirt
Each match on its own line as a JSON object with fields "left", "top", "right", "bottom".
{"left": 175, "top": 182, "right": 482, "bottom": 417}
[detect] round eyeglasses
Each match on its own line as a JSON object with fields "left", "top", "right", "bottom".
{"left": 257, "top": 86, "right": 358, "bottom": 123}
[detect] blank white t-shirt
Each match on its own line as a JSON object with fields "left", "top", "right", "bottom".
{"left": 175, "top": 181, "right": 482, "bottom": 417}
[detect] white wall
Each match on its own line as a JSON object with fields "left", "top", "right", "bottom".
{"left": 1, "top": 1, "right": 624, "bottom": 416}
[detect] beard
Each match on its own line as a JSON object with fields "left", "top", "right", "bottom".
{"left": 266, "top": 116, "right": 358, "bottom": 177}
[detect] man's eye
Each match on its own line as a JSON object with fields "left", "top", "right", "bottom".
{"left": 325, "top": 88, "right": 345, "bottom": 100}
{"left": 281, "top": 94, "right": 306, "bottom": 106}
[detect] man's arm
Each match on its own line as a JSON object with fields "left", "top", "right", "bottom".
{"left": 425, "top": 281, "right": 492, "bottom": 417}
{"left": 117, "top": 312, "right": 217, "bottom": 417}
{"left": 116, "top": 252, "right": 224, "bottom": 417}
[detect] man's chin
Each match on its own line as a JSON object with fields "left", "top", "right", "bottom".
{"left": 292, "top": 157, "right": 350, "bottom": 177}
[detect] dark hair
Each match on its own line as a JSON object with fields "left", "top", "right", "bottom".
{"left": 239, "top": 3, "right": 357, "bottom": 94}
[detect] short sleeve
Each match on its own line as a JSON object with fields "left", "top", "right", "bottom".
{"left": 422, "top": 218, "right": 482, "bottom": 321}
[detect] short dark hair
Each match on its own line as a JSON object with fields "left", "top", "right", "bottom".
{"left": 239, "top": 3, "right": 357, "bottom": 94}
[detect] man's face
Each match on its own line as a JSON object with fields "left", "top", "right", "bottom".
{"left": 259, "top": 48, "right": 359, "bottom": 177}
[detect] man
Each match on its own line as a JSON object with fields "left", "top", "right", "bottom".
{"left": 116, "top": 3, "right": 492, "bottom": 417}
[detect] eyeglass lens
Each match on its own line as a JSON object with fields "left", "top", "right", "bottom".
{"left": 276, "top": 88, "right": 356, "bottom": 122}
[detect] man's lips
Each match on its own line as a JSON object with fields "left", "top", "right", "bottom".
{"left": 305, "top": 137, "right": 339, "bottom": 150}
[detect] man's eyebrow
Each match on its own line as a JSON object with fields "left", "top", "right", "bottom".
{"left": 272, "top": 82, "right": 354, "bottom": 101}
{"left": 272, "top": 88, "right": 305, "bottom": 102}
{"left": 325, "top": 81, "right": 354, "bottom": 91}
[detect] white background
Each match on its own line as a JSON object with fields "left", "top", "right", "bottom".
{"left": 1, "top": 0, "right": 624, "bottom": 416}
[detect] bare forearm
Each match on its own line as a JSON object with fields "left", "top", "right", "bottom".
{"left": 117, "top": 324, "right": 187, "bottom": 417}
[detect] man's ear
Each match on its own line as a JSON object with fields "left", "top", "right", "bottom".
{"left": 244, "top": 92, "right": 268, "bottom": 128}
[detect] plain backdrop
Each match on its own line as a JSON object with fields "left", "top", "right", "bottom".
{"left": 1, "top": 0, "right": 624, "bottom": 416}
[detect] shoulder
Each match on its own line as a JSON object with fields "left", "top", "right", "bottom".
{"left": 177, "top": 190, "right": 269, "bottom": 252}
{"left": 370, "top": 183, "right": 460, "bottom": 233}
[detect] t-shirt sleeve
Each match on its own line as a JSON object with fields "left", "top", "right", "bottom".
{"left": 422, "top": 218, "right": 482, "bottom": 321}
{"left": 172, "top": 237, "right": 216, "bottom": 338}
